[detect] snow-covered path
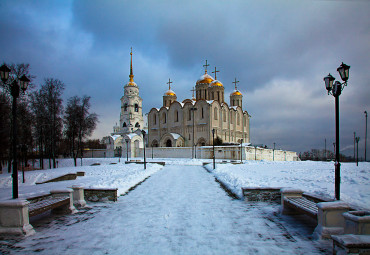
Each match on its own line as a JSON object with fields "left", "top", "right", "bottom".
{"left": 5, "top": 165, "right": 330, "bottom": 254}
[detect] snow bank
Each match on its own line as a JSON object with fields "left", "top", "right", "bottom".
{"left": 206, "top": 160, "right": 370, "bottom": 210}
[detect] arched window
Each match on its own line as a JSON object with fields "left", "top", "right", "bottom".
{"left": 166, "top": 139, "right": 172, "bottom": 147}
{"left": 188, "top": 109, "right": 191, "bottom": 121}
{"left": 175, "top": 110, "right": 178, "bottom": 122}
{"left": 151, "top": 140, "right": 159, "bottom": 147}
{"left": 124, "top": 103, "right": 128, "bottom": 111}
{"left": 123, "top": 122, "right": 127, "bottom": 127}
{"left": 135, "top": 104, "right": 139, "bottom": 112}
{"left": 153, "top": 114, "right": 157, "bottom": 125}
{"left": 135, "top": 122, "right": 140, "bottom": 127}
{"left": 237, "top": 113, "right": 240, "bottom": 125}
{"left": 211, "top": 92, "right": 214, "bottom": 99}
{"left": 201, "top": 108, "right": 204, "bottom": 119}
{"left": 223, "top": 110, "right": 226, "bottom": 122}
{"left": 217, "top": 91, "right": 220, "bottom": 101}
{"left": 230, "top": 113, "right": 233, "bottom": 124}
{"left": 214, "top": 108, "right": 218, "bottom": 120}
{"left": 163, "top": 112, "right": 166, "bottom": 123}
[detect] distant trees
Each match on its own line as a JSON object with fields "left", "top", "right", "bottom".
{"left": 1, "top": 61, "right": 99, "bottom": 170}
{"left": 64, "top": 96, "right": 98, "bottom": 166}
{"left": 30, "top": 78, "right": 65, "bottom": 169}
{"left": 299, "top": 149, "right": 352, "bottom": 162}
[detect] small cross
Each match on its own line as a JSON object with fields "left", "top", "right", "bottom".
{"left": 130, "top": 47, "right": 132, "bottom": 55}
{"left": 212, "top": 67, "right": 219, "bottom": 80}
{"left": 232, "top": 78, "right": 239, "bottom": 90}
{"left": 167, "top": 78, "right": 173, "bottom": 90}
{"left": 203, "top": 60, "right": 210, "bottom": 73}
{"left": 191, "top": 87, "right": 196, "bottom": 98}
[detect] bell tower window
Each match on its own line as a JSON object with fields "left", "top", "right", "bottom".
{"left": 124, "top": 103, "right": 128, "bottom": 111}
{"left": 135, "top": 104, "right": 139, "bottom": 112}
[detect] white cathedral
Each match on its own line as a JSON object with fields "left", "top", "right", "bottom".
{"left": 109, "top": 50, "right": 250, "bottom": 156}
{"left": 147, "top": 61, "right": 251, "bottom": 148}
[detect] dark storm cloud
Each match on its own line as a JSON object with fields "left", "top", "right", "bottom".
{"left": 1, "top": 0, "right": 369, "bottom": 156}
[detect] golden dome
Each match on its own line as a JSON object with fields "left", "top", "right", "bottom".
{"left": 164, "top": 90, "right": 176, "bottom": 96}
{"left": 211, "top": 80, "right": 223, "bottom": 87}
{"left": 196, "top": 74, "right": 214, "bottom": 85}
{"left": 231, "top": 90, "right": 242, "bottom": 96}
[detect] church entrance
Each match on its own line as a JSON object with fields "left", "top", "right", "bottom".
{"left": 134, "top": 140, "right": 140, "bottom": 157}
{"left": 166, "top": 139, "right": 172, "bottom": 147}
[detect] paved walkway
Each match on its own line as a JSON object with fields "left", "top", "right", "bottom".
{"left": 4, "top": 165, "right": 330, "bottom": 254}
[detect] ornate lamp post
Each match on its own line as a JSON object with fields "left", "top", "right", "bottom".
{"left": 0, "top": 64, "right": 30, "bottom": 199}
{"left": 273, "top": 142, "right": 276, "bottom": 161}
{"left": 212, "top": 128, "right": 215, "bottom": 169}
{"left": 323, "top": 62, "right": 350, "bottom": 200}
{"left": 141, "top": 130, "right": 146, "bottom": 170}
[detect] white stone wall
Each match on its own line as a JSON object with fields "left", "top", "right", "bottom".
{"left": 134, "top": 146, "right": 299, "bottom": 161}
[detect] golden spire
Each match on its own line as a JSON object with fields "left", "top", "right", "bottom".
{"left": 129, "top": 47, "right": 134, "bottom": 82}
{"left": 233, "top": 77, "right": 239, "bottom": 90}
{"left": 203, "top": 60, "right": 209, "bottom": 74}
{"left": 212, "top": 67, "right": 219, "bottom": 80}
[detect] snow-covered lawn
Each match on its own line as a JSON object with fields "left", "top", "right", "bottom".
{"left": 0, "top": 158, "right": 164, "bottom": 200}
{"left": 205, "top": 160, "right": 370, "bottom": 210}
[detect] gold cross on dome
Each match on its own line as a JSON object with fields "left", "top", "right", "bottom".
{"left": 232, "top": 78, "right": 239, "bottom": 90}
{"left": 212, "top": 67, "right": 219, "bottom": 80}
{"left": 167, "top": 78, "right": 173, "bottom": 90}
{"left": 203, "top": 60, "right": 209, "bottom": 74}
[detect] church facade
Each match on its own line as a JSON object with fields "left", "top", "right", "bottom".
{"left": 148, "top": 63, "right": 251, "bottom": 148}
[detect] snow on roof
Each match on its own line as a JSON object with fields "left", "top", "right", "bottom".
{"left": 126, "top": 133, "right": 138, "bottom": 139}
{"left": 169, "top": 133, "right": 181, "bottom": 140}
{"left": 206, "top": 100, "right": 214, "bottom": 104}
{"left": 231, "top": 106, "right": 238, "bottom": 110}
{"left": 110, "top": 135, "right": 121, "bottom": 141}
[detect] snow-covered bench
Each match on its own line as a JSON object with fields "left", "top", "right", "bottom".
{"left": 0, "top": 189, "right": 77, "bottom": 236}
{"left": 281, "top": 189, "right": 318, "bottom": 219}
{"left": 281, "top": 188, "right": 353, "bottom": 239}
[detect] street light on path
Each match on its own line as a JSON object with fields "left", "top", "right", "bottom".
{"left": 323, "top": 62, "right": 350, "bottom": 200}
{"left": 240, "top": 139, "right": 243, "bottom": 163}
{"left": 212, "top": 128, "right": 215, "bottom": 169}
{"left": 356, "top": 137, "right": 360, "bottom": 166}
{"left": 0, "top": 64, "right": 30, "bottom": 199}
{"left": 141, "top": 130, "right": 146, "bottom": 170}
{"left": 190, "top": 107, "right": 197, "bottom": 159}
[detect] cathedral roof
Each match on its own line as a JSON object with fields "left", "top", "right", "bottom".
{"left": 196, "top": 73, "right": 214, "bottom": 84}
{"left": 231, "top": 90, "right": 242, "bottom": 96}
{"left": 164, "top": 89, "right": 176, "bottom": 96}
{"left": 210, "top": 80, "right": 223, "bottom": 87}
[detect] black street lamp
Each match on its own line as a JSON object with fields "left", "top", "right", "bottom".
{"left": 273, "top": 142, "right": 276, "bottom": 161}
{"left": 212, "top": 128, "right": 215, "bottom": 169}
{"left": 125, "top": 139, "right": 129, "bottom": 162}
{"left": 0, "top": 64, "right": 30, "bottom": 199}
{"left": 240, "top": 139, "right": 243, "bottom": 163}
{"left": 365, "top": 111, "right": 368, "bottom": 162}
{"left": 141, "top": 130, "right": 146, "bottom": 170}
{"left": 324, "top": 62, "right": 350, "bottom": 200}
{"left": 356, "top": 137, "right": 360, "bottom": 166}
{"left": 190, "top": 107, "right": 197, "bottom": 159}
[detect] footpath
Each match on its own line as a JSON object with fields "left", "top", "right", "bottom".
{"left": 3, "top": 165, "right": 330, "bottom": 254}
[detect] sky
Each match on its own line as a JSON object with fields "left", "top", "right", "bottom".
{"left": 1, "top": 0, "right": 369, "bottom": 157}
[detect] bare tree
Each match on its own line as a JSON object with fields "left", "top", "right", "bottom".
{"left": 64, "top": 95, "right": 98, "bottom": 166}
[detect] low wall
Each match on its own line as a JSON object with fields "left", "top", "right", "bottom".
{"left": 133, "top": 146, "right": 299, "bottom": 161}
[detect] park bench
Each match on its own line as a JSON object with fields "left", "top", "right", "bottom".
{"left": 27, "top": 193, "right": 70, "bottom": 217}
{"left": 280, "top": 188, "right": 353, "bottom": 239}
{"left": 0, "top": 189, "right": 77, "bottom": 236}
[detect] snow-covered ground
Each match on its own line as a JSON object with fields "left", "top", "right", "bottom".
{"left": 205, "top": 160, "right": 370, "bottom": 210}
{"left": 0, "top": 158, "right": 368, "bottom": 254}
